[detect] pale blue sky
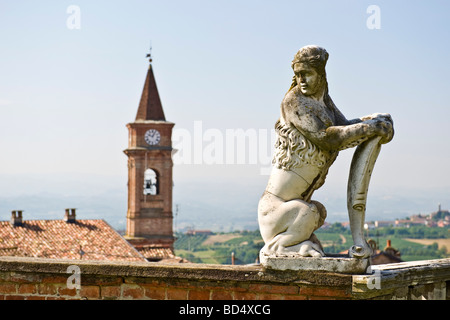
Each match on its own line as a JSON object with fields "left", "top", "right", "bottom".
{"left": 0, "top": 1, "right": 449, "bottom": 227}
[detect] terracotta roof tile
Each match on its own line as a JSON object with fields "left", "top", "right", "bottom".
{"left": 135, "top": 244, "right": 189, "bottom": 263}
{"left": 137, "top": 245, "right": 175, "bottom": 260}
{"left": 0, "top": 219, "right": 146, "bottom": 262}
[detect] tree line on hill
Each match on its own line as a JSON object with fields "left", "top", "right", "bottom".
{"left": 174, "top": 224, "right": 449, "bottom": 264}
{"left": 321, "top": 222, "right": 449, "bottom": 239}
{"left": 174, "top": 230, "right": 262, "bottom": 264}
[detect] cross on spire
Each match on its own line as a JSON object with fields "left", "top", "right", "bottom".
{"left": 146, "top": 43, "right": 153, "bottom": 64}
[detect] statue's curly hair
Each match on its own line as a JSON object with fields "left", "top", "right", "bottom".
{"left": 272, "top": 119, "right": 330, "bottom": 171}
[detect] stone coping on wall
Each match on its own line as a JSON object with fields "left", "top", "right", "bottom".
{"left": 0, "top": 256, "right": 449, "bottom": 300}
{"left": 353, "top": 258, "right": 450, "bottom": 299}
{"left": 0, "top": 256, "right": 353, "bottom": 287}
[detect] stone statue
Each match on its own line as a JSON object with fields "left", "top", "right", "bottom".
{"left": 258, "top": 45, "right": 394, "bottom": 262}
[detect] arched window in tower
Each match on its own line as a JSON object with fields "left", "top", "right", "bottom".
{"left": 143, "top": 168, "right": 159, "bottom": 195}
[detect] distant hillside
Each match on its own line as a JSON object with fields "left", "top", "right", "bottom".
{"left": 174, "top": 230, "right": 263, "bottom": 265}
{"left": 1, "top": 172, "right": 449, "bottom": 233}
{"left": 175, "top": 225, "right": 449, "bottom": 265}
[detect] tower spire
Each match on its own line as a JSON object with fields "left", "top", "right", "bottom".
{"left": 135, "top": 45, "right": 166, "bottom": 121}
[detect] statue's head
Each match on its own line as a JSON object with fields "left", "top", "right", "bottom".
{"left": 291, "top": 45, "right": 329, "bottom": 99}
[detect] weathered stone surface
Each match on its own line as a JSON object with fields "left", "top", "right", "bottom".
{"left": 352, "top": 258, "right": 450, "bottom": 300}
{"left": 0, "top": 256, "right": 350, "bottom": 286}
{"left": 258, "top": 45, "right": 394, "bottom": 271}
{"left": 260, "top": 252, "right": 370, "bottom": 274}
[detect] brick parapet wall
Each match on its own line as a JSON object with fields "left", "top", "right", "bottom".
{"left": 0, "top": 256, "right": 449, "bottom": 300}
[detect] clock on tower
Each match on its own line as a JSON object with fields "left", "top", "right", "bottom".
{"left": 123, "top": 52, "right": 175, "bottom": 259}
{"left": 144, "top": 129, "right": 161, "bottom": 145}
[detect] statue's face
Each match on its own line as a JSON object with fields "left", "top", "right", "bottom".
{"left": 293, "top": 62, "right": 322, "bottom": 97}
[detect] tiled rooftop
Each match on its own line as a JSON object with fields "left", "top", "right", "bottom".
{"left": 0, "top": 216, "right": 146, "bottom": 262}
{"left": 135, "top": 244, "right": 183, "bottom": 262}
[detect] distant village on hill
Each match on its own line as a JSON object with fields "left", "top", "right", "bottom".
{"left": 329, "top": 204, "right": 450, "bottom": 231}
{"left": 182, "top": 204, "right": 450, "bottom": 236}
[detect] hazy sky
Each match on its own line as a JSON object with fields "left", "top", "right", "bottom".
{"left": 1, "top": 1, "right": 449, "bottom": 224}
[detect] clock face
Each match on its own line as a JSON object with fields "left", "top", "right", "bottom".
{"left": 144, "top": 129, "right": 161, "bottom": 145}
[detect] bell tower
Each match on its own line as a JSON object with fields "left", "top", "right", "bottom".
{"left": 124, "top": 51, "right": 175, "bottom": 256}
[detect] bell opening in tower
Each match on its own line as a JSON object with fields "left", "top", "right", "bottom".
{"left": 143, "top": 168, "right": 159, "bottom": 196}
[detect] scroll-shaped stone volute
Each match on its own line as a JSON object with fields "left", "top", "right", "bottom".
{"left": 347, "top": 136, "right": 382, "bottom": 259}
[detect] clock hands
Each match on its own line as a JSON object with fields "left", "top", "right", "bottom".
{"left": 145, "top": 129, "right": 160, "bottom": 145}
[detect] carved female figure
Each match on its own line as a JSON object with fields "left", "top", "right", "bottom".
{"left": 258, "top": 45, "right": 394, "bottom": 258}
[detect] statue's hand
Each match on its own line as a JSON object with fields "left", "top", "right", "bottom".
{"left": 361, "top": 113, "right": 393, "bottom": 124}
{"left": 375, "top": 118, "right": 394, "bottom": 144}
{"left": 365, "top": 117, "right": 394, "bottom": 144}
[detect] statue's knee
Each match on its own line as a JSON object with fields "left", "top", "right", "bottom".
{"left": 310, "top": 200, "right": 327, "bottom": 227}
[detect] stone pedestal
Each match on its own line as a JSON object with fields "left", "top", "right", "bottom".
{"left": 260, "top": 252, "right": 370, "bottom": 274}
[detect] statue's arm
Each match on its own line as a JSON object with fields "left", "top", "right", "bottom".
{"left": 333, "top": 106, "right": 392, "bottom": 126}
{"left": 283, "top": 102, "right": 392, "bottom": 152}
{"left": 311, "top": 120, "right": 390, "bottom": 151}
